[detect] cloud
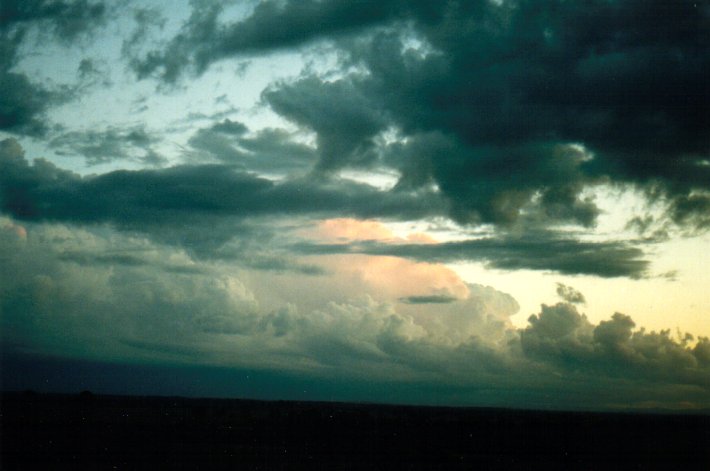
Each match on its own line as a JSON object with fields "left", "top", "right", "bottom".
{"left": 1, "top": 217, "right": 708, "bottom": 409}
{"left": 132, "top": 0, "right": 709, "bottom": 229}
{"left": 0, "top": 28, "right": 57, "bottom": 136}
{"left": 0, "top": 67, "right": 57, "bottom": 136}
{"left": 0, "top": 0, "right": 108, "bottom": 135}
{"left": 263, "top": 76, "right": 386, "bottom": 172}
{"left": 0, "top": 139, "right": 653, "bottom": 278}
{"left": 0, "top": 221, "right": 261, "bottom": 362}
{"left": 187, "top": 121, "right": 317, "bottom": 174}
{"left": 128, "top": 0, "right": 419, "bottom": 83}
{"left": 556, "top": 283, "right": 586, "bottom": 304}
{"left": 294, "top": 232, "right": 649, "bottom": 278}
{"left": 0, "top": 0, "right": 107, "bottom": 42}
{"left": 399, "top": 295, "right": 457, "bottom": 304}
{"left": 0, "top": 138, "right": 443, "bottom": 250}
{"left": 521, "top": 303, "right": 710, "bottom": 390}
{"left": 50, "top": 126, "right": 167, "bottom": 166}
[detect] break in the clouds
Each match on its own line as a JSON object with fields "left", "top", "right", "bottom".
{"left": 1, "top": 1, "right": 709, "bottom": 411}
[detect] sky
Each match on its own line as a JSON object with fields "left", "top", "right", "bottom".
{"left": 1, "top": 0, "right": 709, "bottom": 411}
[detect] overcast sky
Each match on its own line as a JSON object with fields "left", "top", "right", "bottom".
{"left": 1, "top": 0, "right": 709, "bottom": 411}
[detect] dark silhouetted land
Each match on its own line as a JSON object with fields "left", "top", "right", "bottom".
{"left": 2, "top": 391, "right": 709, "bottom": 469}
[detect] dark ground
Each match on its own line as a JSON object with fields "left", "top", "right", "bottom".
{"left": 1, "top": 391, "right": 708, "bottom": 470}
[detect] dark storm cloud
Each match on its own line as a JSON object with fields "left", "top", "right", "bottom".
{"left": 140, "top": 0, "right": 709, "bottom": 228}
{"left": 336, "top": 0, "right": 708, "bottom": 227}
{"left": 294, "top": 234, "right": 649, "bottom": 279}
{"left": 0, "top": 138, "right": 443, "bottom": 233}
{"left": 50, "top": 126, "right": 167, "bottom": 166}
{"left": 0, "top": 0, "right": 108, "bottom": 135}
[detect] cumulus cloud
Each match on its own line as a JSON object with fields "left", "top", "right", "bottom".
{"left": 521, "top": 303, "right": 710, "bottom": 390}
{"left": 1, "top": 216, "right": 708, "bottom": 409}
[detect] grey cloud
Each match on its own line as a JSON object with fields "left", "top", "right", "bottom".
{"left": 522, "top": 303, "right": 710, "bottom": 389}
{"left": 556, "top": 283, "right": 586, "bottom": 305}
{"left": 0, "top": 223, "right": 260, "bottom": 363}
{"left": 263, "top": 76, "right": 386, "bottom": 172}
{"left": 400, "top": 295, "right": 457, "bottom": 305}
{"left": 0, "top": 28, "right": 56, "bottom": 136}
{"left": 50, "top": 126, "right": 167, "bottom": 166}
{"left": 204, "top": 0, "right": 707, "bottom": 229}
{"left": 187, "top": 122, "right": 317, "bottom": 174}
{"left": 294, "top": 234, "right": 649, "bottom": 278}
{"left": 0, "top": 0, "right": 107, "bottom": 42}
{"left": 209, "top": 118, "right": 248, "bottom": 135}
{"left": 668, "top": 193, "right": 710, "bottom": 231}
{"left": 0, "top": 139, "right": 650, "bottom": 278}
{"left": 0, "top": 68, "right": 56, "bottom": 136}
{"left": 386, "top": 135, "right": 600, "bottom": 226}
{"left": 0, "top": 138, "right": 444, "bottom": 246}
{"left": 1, "top": 1, "right": 108, "bottom": 136}
{"left": 125, "top": 0, "right": 709, "bottom": 228}
{"left": 121, "top": 6, "right": 167, "bottom": 66}
{"left": 129, "top": 0, "right": 417, "bottom": 83}
{"left": 76, "top": 58, "right": 112, "bottom": 88}
{"left": 0, "top": 221, "right": 710, "bottom": 408}
{"left": 2, "top": 221, "right": 708, "bottom": 409}
{"left": 57, "top": 250, "right": 204, "bottom": 275}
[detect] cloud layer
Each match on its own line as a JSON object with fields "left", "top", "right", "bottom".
{"left": 1, "top": 217, "right": 708, "bottom": 409}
